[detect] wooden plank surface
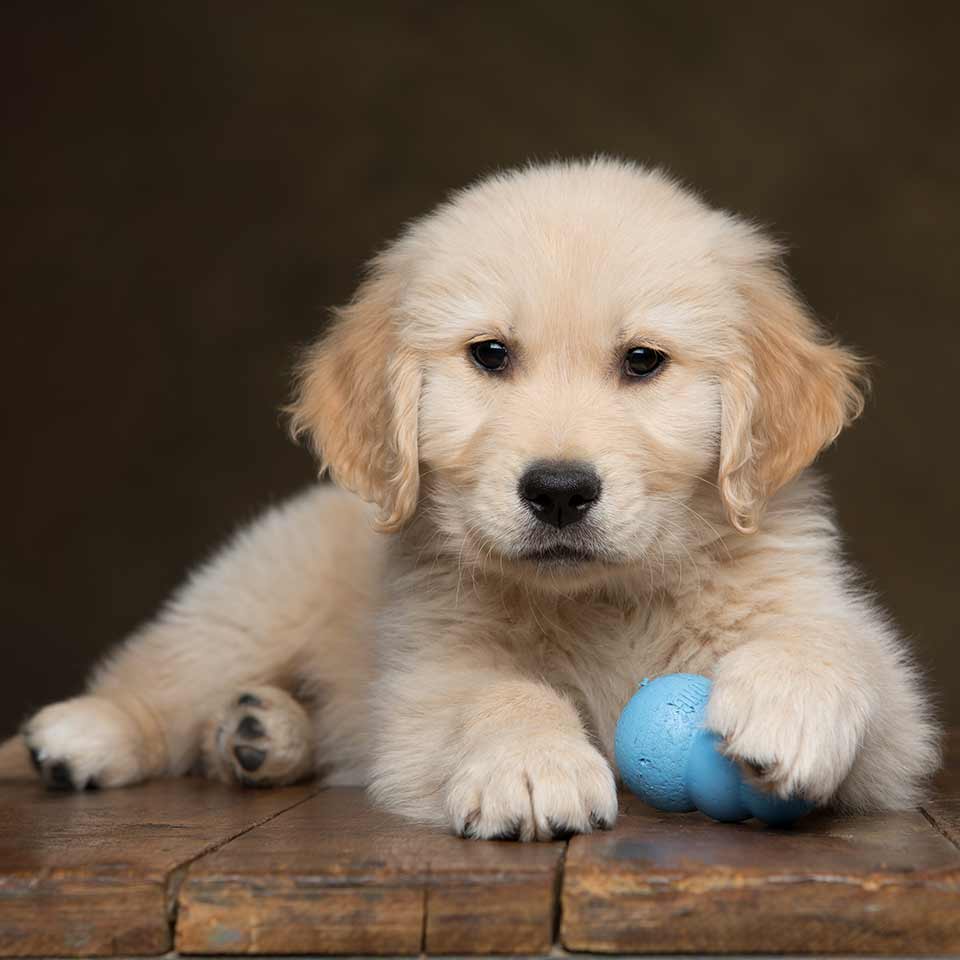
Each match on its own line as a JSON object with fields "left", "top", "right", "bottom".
{"left": 0, "top": 738, "right": 319, "bottom": 957}
{"left": 922, "top": 727, "right": 960, "bottom": 852}
{"left": 3, "top": 731, "right": 960, "bottom": 957}
{"left": 175, "top": 787, "right": 564, "bottom": 956}
{"left": 561, "top": 792, "right": 960, "bottom": 955}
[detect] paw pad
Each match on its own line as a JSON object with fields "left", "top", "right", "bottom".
{"left": 234, "top": 744, "right": 266, "bottom": 772}
{"left": 204, "top": 686, "right": 314, "bottom": 789}
{"left": 236, "top": 715, "right": 265, "bottom": 739}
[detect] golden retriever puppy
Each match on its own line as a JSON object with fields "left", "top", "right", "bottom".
{"left": 22, "top": 159, "right": 938, "bottom": 839}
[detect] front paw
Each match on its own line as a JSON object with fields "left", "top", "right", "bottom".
{"left": 445, "top": 737, "right": 618, "bottom": 841}
{"left": 706, "top": 644, "right": 872, "bottom": 805}
{"left": 22, "top": 696, "right": 149, "bottom": 790}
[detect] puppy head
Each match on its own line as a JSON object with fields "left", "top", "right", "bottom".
{"left": 289, "top": 159, "right": 866, "bottom": 581}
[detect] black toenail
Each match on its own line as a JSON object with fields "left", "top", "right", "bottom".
{"left": 546, "top": 818, "right": 577, "bottom": 840}
{"left": 85, "top": 778, "right": 100, "bottom": 791}
{"left": 589, "top": 812, "right": 613, "bottom": 830}
{"left": 457, "top": 810, "right": 481, "bottom": 839}
{"left": 489, "top": 819, "right": 523, "bottom": 841}
{"left": 234, "top": 745, "right": 266, "bottom": 772}
{"left": 28, "top": 747, "right": 42, "bottom": 772}
{"left": 48, "top": 761, "right": 74, "bottom": 790}
{"left": 237, "top": 693, "right": 262, "bottom": 707}
{"left": 237, "top": 715, "right": 266, "bottom": 739}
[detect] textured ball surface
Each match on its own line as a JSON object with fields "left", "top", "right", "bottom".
{"left": 614, "top": 673, "right": 712, "bottom": 812}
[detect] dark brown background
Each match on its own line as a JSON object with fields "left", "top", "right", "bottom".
{"left": 2, "top": 2, "right": 958, "bottom": 734}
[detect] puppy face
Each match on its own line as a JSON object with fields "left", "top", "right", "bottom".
{"left": 290, "top": 160, "right": 865, "bottom": 588}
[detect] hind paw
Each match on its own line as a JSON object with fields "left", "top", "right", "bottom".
{"left": 203, "top": 686, "right": 314, "bottom": 787}
{"left": 22, "top": 696, "right": 151, "bottom": 790}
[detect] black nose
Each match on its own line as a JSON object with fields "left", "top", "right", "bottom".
{"left": 518, "top": 460, "right": 602, "bottom": 529}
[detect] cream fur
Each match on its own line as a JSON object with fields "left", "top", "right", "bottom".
{"left": 22, "top": 159, "right": 939, "bottom": 839}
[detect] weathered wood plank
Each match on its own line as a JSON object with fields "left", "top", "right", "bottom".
{"left": 561, "top": 793, "right": 960, "bottom": 955}
{"left": 176, "top": 787, "right": 563, "bottom": 956}
{"left": 5, "top": 729, "right": 960, "bottom": 957}
{"left": 924, "top": 799, "right": 960, "bottom": 850}
{"left": 921, "top": 728, "right": 960, "bottom": 850}
{"left": 0, "top": 738, "right": 318, "bottom": 957}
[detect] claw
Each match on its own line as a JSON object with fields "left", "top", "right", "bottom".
{"left": 47, "top": 761, "right": 75, "bottom": 791}
{"left": 589, "top": 811, "right": 613, "bottom": 830}
{"left": 489, "top": 818, "right": 524, "bottom": 841}
{"left": 545, "top": 817, "right": 577, "bottom": 840}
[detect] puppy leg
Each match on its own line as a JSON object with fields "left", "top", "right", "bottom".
{"left": 22, "top": 607, "right": 294, "bottom": 791}
{"left": 371, "top": 667, "right": 618, "bottom": 841}
{"left": 202, "top": 685, "right": 315, "bottom": 787}
{"left": 706, "top": 634, "right": 872, "bottom": 804}
{"left": 23, "top": 487, "right": 377, "bottom": 790}
{"left": 705, "top": 620, "right": 939, "bottom": 809}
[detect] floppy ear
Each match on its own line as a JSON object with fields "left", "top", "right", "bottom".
{"left": 287, "top": 269, "right": 421, "bottom": 532}
{"left": 718, "top": 265, "right": 868, "bottom": 534}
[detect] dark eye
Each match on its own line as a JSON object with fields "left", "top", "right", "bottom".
{"left": 624, "top": 346, "right": 667, "bottom": 378}
{"left": 470, "top": 339, "right": 509, "bottom": 372}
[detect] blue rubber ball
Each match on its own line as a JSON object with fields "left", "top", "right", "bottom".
{"left": 686, "top": 728, "right": 752, "bottom": 822}
{"left": 615, "top": 673, "right": 812, "bottom": 826}
{"left": 614, "top": 673, "right": 711, "bottom": 812}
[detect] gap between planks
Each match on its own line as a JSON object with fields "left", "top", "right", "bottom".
{"left": 165, "top": 786, "right": 325, "bottom": 945}
{"left": 920, "top": 802, "right": 960, "bottom": 851}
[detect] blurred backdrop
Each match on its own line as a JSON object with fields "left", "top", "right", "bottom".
{"left": 3, "top": 2, "right": 958, "bottom": 734}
